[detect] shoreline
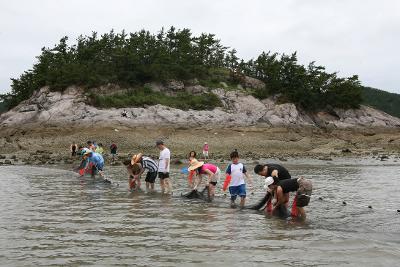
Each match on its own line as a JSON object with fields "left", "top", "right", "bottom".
{"left": 0, "top": 125, "right": 399, "bottom": 167}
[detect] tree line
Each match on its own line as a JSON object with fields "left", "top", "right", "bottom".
{"left": 2, "top": 27, "right": 363, "bottom": 111}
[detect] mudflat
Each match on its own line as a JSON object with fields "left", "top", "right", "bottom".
{"left": 1, "top": 125, "right": 399, "bottom": 164}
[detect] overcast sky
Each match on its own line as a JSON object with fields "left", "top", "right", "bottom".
{"left": 1, "top": 0, "right": 399, "bottom": 94}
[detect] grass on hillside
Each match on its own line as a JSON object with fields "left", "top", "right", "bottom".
{"left": 89, "top": 86, "right": 222, "bottom": 111}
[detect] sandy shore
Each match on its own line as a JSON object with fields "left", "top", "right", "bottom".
{"left": 0, "top": 125, "right": 399, "bottom": 166}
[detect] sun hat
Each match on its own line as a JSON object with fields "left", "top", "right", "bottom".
{"left": 263, "top": 176, "right": 275, "bottom": 189}
{"left": 131, "top": 153, "right": 143, "bottom": 165}
{"left": 188, "top": 159, "right": 204, "bottom": 171}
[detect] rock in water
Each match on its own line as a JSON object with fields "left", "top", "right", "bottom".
{"left": 181, "top": 187, "right": 210, "bottom": 202}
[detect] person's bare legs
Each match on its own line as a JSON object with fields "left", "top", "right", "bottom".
{"left": 194, "top": 176, "right": 202, "bottom": 190}
{"left": 160, "top": 179, "right": 165, "bottom": 193}
{"left": 146, "top": 182, "right": 150, "bottom": 192}
{"left": 297, "top": 207, "right": 306, "bottom": 220}
{"left": 240, "top": 196, "right": 246, "bottom": 208}
{"left": 129, "top": 178, "right": 135, "bottom": 191}
{"left": 209, "top": 184, "right": 216, "bottom": 200}
{"left": 165, "top": 178, "right": 172, "bottom": 194}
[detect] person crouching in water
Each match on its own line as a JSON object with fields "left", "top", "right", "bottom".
{"left": 81, "top": 149, "right": 108, "bottom": 182}
{"left": 189, "top": 159, "right": 221, "bottom": 201}
{"left": 131, "top": 153, "right": 158, "bottom": 192}
{"left": 225, "top": 150, "right": 253, "bottom": 209}
{"left": 250, "top": 164, "right": 292, "bottom": 211}
{"left": 123, "top": 159, "right": 141, "bottom": 191}
{"left": 264, "top": 176, "right": 313, "bottom": 220}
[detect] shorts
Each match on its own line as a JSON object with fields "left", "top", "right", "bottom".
{"left": 210, "top": 167, "right": 221, "bottom": 183}
{"left": 209, "top": 181, "right": 217, "bottom": 186}
{"left": 229, "top": 184, "right": 246, "bottom": 198}
{"left": 145, "top": 172, "right": 157, "bottom": 183}
{"left": 296, "top": 177, "right": 312, "bottom": 207}
{"left": 91, "top": 163, "right": 104, "bottom": 174}
{"left": 158, "top": 172, "right": 170, "bottom": 180}
{"left": 203, "top": 151, "right": 209, "bottom": 157}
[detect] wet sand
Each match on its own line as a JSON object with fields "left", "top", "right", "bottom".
{"left": 0, "top": 125, "right": 399, "bottom": 165}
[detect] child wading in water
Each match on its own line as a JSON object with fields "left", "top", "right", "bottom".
{"left": 187, "top": 151, "right": 197, "bottom": 188}
{"left": 189, "top": 159, "right": 221, "bottom": 201}
{"left": 123, "top": 159, "right": 141, "bottom": 191}
{"left": 225, "top": 150, "right": 253, "bottom": 208}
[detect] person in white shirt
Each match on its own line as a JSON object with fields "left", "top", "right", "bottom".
{"left": 156, "top": 140, "right": 172, "bottom": 194}
{"left": 225, "top": 150, "right": 253, "bottom": 208}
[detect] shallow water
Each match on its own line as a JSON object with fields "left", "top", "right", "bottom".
{"left": 0, "top": 161, "right": 400, "bottom": 266}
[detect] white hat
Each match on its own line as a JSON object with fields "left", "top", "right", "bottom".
{"left": 263, "top": 176, "right": 275, "bottom": 189}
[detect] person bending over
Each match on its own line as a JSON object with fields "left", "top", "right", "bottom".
{"left": 250, "top": 164, "right": 292, "bottom": 211}
{"left": 130, "top": 153, "right": 158, "bottom": 192}
{"left": 189, "top": 159, "right": 221, "bottom": 201}
{"left": 264, "top": 176, "right": 313, "bottom": 219}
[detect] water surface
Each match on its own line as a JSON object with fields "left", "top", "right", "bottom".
{"left": 0, "top": 161, "right": 399, "bottom": 266}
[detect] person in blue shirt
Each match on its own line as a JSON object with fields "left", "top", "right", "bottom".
{"left": 81, "top": 149, "right": 108, "bottom": 182}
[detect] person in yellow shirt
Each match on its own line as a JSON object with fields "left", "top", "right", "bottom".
{"left": 95, "top": 143, "right": 104, "bottom": 155}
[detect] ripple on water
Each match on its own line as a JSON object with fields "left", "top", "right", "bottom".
{"left": 0, "top": 164, "right": 400, "bottom": 266}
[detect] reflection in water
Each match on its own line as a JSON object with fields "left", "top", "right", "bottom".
{"left": 0, "top": 163, "right": 399, "bottom": 266}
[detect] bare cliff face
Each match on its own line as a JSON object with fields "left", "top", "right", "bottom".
{"left": 1, "top": 85, "right": 400, "bottom": 130}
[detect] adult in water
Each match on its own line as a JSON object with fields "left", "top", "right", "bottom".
{"left": 250, "top": 164, "right": 292, "bottom": 211}
{"left": 264, "top": 176, "right": 313, "bottom": 219}
{"left": 81, "top": 149, "right": 107, "bottom": 181}
{"left": 156, "top": 140, "right": 172, "bottom": 194}
{"left": 189, "top": 159, "right": 221, "bottom": 201}
{"left": 123, "top": 159, "right": 141, "bottom": 191}
{"left": 130, "top": 153, "right": 158, "bottom": 192}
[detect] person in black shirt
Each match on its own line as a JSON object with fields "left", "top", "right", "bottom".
{"left": 254, "top": 164, "right": 291, "bottom": 180}
{"left": 264, "top": 176, "right": 313, "bottom": 220}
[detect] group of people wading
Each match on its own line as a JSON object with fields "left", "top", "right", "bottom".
{"left": 78, "top": 140, "right": 313, "bottom": 220}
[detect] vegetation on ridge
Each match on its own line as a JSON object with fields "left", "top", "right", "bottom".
{"left": 2, "top": 27, "right": 364, "bottom": 111}
{"left": 362, "top": 87, "right": 400, "bottom": 118}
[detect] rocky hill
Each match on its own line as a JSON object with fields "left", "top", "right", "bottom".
{"left": 1, "top": 81, "right": 400, "bottom": 130}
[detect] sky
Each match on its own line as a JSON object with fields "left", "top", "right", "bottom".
{"left": 0, "top": 0, "right": 399, "bottom": 94}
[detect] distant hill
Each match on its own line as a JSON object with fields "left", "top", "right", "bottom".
{"left": 362, "top": 87, "right": 400, "bottom": 118}
{"left": 0, "top": 101, "right": 8, "bottom": 114}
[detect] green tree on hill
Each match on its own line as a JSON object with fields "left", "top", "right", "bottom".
{"left": 5, "top": 27, "right": 363, "bottom": 112}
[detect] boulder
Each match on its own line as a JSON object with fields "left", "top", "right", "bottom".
{"left": 18, "top": 105, "right": 38, "bottom": 113}
{"left": 185, "top": 85, "right": 207, "bottom": 95}
{"left": 166, "top": 80, "right": 185, "bottom": 91}
{"left": 241, "top": 76, "right": 265, "bottom": 90}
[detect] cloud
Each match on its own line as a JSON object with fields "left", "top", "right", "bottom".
{"left": 0, "top": 0, "right": 399, "bottom": 94}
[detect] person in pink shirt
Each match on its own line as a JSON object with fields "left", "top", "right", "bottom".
{"left": 202, "top": 142, "right": 209, "bottom": 160}
{"left": 188, "top": 159, "right": 221, "bottom": 201}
